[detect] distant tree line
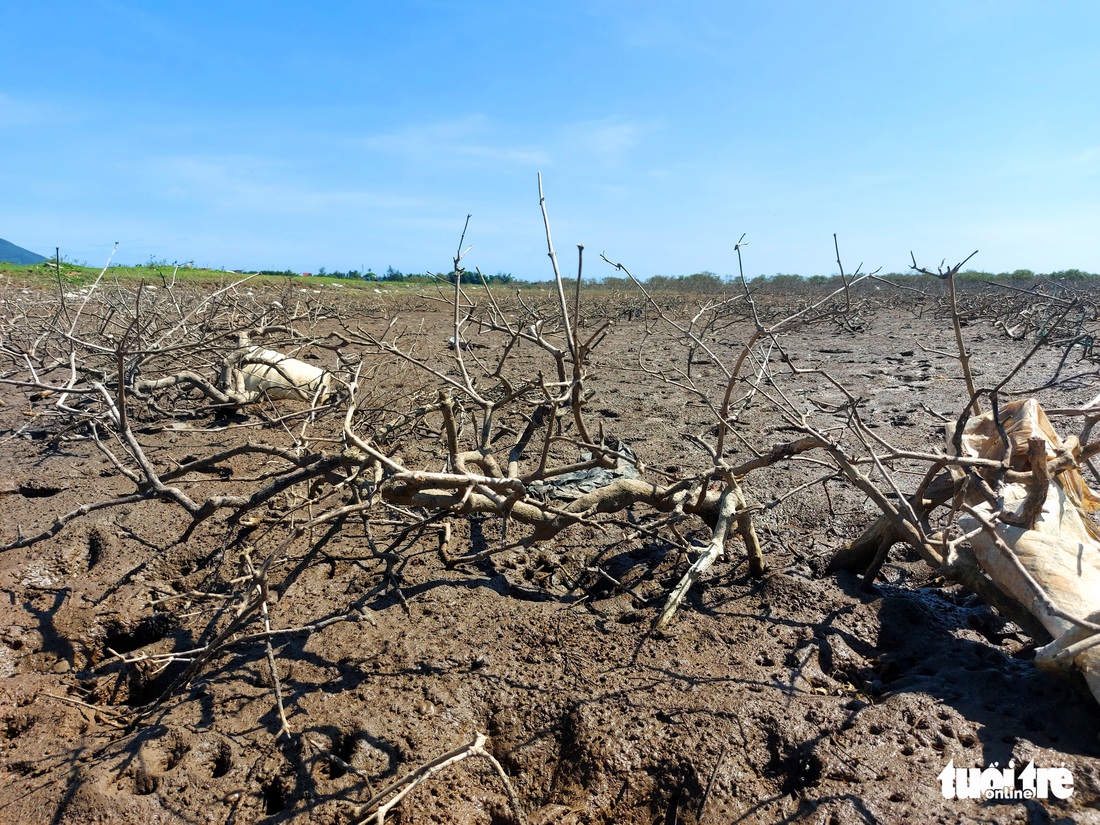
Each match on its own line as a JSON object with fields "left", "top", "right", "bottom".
{"left": 290, "top": 266, "right": 516, "bottom": 284}
{"left": 951, "top": 268, "right": 1098, "bottom": 284}
{"left": 237, "top": 265, "right": 1100, "bottom": 291}
{"left": 440, "top": 270, "right": 516, "bottom": 285}
{"left": 587, "top": 267, "right": 1100, "bottom": 298}
{"left": 600, "top": 271, "right": 729, "bottom": 291}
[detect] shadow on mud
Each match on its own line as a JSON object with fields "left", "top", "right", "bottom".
{"left": 840, "top": 573, "right": 1100, "bottom": 763}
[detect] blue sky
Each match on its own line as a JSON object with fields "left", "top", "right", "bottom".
{"left": 2, "top": 1, "right": 1098, "bottom": 279}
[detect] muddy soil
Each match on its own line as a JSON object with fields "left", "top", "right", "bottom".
{"left": 1, "top": 285, "right": 1099, "bottom": 824}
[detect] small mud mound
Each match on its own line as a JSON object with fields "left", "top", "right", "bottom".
{"left": 78, "top": 612, "right": 184, "bottom": 706}
{"left": 83, "top": 523, "right": 116, "bottom": 571}
{"left": 0, "top": 710, "right": 37, "bottom": 742}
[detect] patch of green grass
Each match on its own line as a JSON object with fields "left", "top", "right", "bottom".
{"left": 0, "top": 261, "right": 394, "bottom": 291}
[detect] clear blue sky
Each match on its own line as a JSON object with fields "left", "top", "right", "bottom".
{"left": 2, "top": 2, "right": 1098, "bottom": 279}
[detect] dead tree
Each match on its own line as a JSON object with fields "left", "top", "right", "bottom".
{"left": 4, "top": 190, "right": 1100, "bottom": 823}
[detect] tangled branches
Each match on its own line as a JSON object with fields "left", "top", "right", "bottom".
{"left": 4, "top": 189, "right": 1100, "bottom": 820}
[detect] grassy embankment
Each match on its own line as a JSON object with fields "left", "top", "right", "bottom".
{"left": 4, "top": 258, "right": 1096, "bottom": 297}
{"left": 0, "top": 260, "right": 427, "bottom": 291}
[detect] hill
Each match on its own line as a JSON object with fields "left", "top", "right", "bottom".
{"left": 0, "top": 237, "right": 47, "bottom": 264}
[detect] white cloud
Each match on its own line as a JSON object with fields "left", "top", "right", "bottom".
{"left": 558, "top": 119, "right": 646, "bottom": 168}
{"left": 130, "top": 154, "right": 434, "bottom": 216}
{"left": 356, "top": 115, "right": 656, "bottom": 172}
{"left": 360, "top": 116, "right": 550, "bottom": 166}
{"left": 589, "top": 0, "right": 736, "bottom": 62}
{"left": 0, "top": 92, "right": 73, "bottom": 129}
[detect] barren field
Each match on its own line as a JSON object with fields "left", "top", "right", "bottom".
{"left": 1, "top": 273, "right": 1099, "bottom": 824}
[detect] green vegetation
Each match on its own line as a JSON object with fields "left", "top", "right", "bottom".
{"left": 3, "top": 257, "right": 1096, "bottom": 293}
{"left": 0, "top": 260, "right": 369, "bottom": 290}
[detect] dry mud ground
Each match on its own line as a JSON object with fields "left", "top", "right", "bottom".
{"left": 1, "top": 284, "right": 1099, "bottom": 824}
